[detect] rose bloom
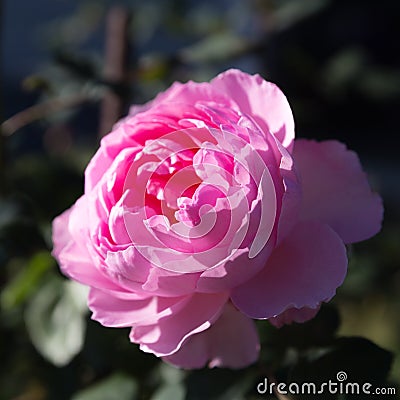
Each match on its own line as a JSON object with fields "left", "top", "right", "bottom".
{"left": 52, "top": 69, "right": 383, "bottom": 369}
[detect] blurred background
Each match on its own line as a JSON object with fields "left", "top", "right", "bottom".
{"left": 1, "top": 0, "right": 399, "bottom": 399}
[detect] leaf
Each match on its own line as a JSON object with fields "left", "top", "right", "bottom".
{"left": 25, "top": 277, "right": 89, "bottom": 366}
{"left": 150, "top": 364, "right": 186, "bottom": 400}
{"left": 215, "top": 371, "right": 255, "bottom": 400}
{"left": 0, "top": 199, "right": 19, "bottom": 228}
{"left": 1, "top": 251, "right": 54, "bottom": 309}
{"left": 179, "top": 32, "right": 250, "bottom": 63}
{"left": 71, "top": 373, "right": 138, "bottom": 400}
{"left": 185, "top": 369, "right": 253, "bottom": 400}
{"left": 151, "top": 383, "right": 186, "bottom": 400}
{"left": 273, "top": 0, "right": 331, "bottom": 31}
{"left": 158, "top": 362, "right": 186, "bottom": 384}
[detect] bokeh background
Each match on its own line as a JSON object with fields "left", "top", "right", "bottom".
{"left": 1, "top": 1, "right": 399, "bottom": 399}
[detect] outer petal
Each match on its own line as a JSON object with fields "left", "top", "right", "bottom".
{"left": 163, "top": 328, "right": 207, "bottom": 369}
{"left": 52, "top": 202, "right": 132, "bottom": 294}
{"left": 84, "top": 127, "right": 141, "bottom": 193}
{"left": 268, "top": 305, "right": 320, "bottom": 328}
{"left": 293, "top": 139, "right": 383, "bottom": 244}
{"left": 272, "top": 136, "right": 302, "bottom": 243}
{"left": 88, "top": 288, "right": 188, "bottom": 328}
{"left": 128, "top": 80, "right": 235, "bottom": 117}
{"left": 52, "top": 207, "right": 74, "bottom": 260}
{"left": 130, "top": 292, "right": 229, "bottom": 356}
{"left": 231, "top": 221, "right": 347, "bottom": 319}
{"left": 211, "top": 69, "right": 295, "bottom": 150}
{"left": 56, "top": 241, "right": 121, "bottom": 292}
{"left": 52, "top": 207, "right": 106, "bottom": 289}
{"left": 163, "top": 303, "right": 259, "bottom": 369}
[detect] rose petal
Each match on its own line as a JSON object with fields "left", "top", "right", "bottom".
{"left": 141, "top": 266, "right": 200, "bottom": 297}
{"left": 105, "top": 246, "right": 150, "bottom": 286}
{"left": 293, "top": 139, "right": 383, "bottom": 244}
{"left": 85, "top": 127, "right": 140, "bottom": 193}
{"left": 56, "top": 240, "right": 122, "bottom": 292}
{"left": 52, "top": 207, "right": 98, "bottom": 286}
{"left": 163, "top": 329, "right": 208, "bottom": 369}
{"left": 88, "top": 288, "right": 188, "bottom": 327}
{"left": 196, "top": 234, "right": 275, "bottom": 293}
{"left": 210, "top": 69, "right": 295, "bottom": 150}
{"left": 104, "top": 244, "right": 201, "bottom": 297}
{"left": 268, "top": 305, "right": 320, "bottom": 328}
{"left": 52, "top": 202, "right": 131, "bottom": 294}
{"left": 272, "top": 137, "right": 302, "bottom": 244}
{"left": 231, "top": 221, "right": 347, "bottom": 319}
{"left": 52, "top": 207, "right": 74, "bottom": 260}
{"left": 128, "top": 80, "right": 235, "bottom": 113}
{"left": 130, "top": 292, "right": 229, "bottom": 356}
{"left": 163, "top": 303, "right": 259, "bottom": 369}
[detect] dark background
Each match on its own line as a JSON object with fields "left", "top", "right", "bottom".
{"left": 1, "top": 1, "right": 399, "bottom": 399}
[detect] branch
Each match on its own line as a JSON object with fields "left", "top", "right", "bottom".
{"left": 1, "top": 92, "right": 93, "bottom": 137}
{"left": 99, "top": 6, "right": 130, "bottom": 138}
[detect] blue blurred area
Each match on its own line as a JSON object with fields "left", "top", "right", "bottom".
{"left": 3, "top": 0, "right": 73, "bottom": 116}
{"left": 3, "top": 0, "right": 73, "bottom": 80}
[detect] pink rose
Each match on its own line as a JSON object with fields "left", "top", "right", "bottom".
{"left": 52, "top": 69, "right": 383, "bottom": 369}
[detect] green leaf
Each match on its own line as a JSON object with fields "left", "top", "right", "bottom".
{"left": 71, "top": 373, "right": 138, "bottom": 400}
{"left": 1, "top": 251, "right": 54, "bottom": 309}
{"left": 158, "top": 363, "right": 185, "bottom": 384}
{"left": 151, "top": 383, "right": 186, "bottom": 400}
{"left": 215, "top": 371, "right": 256, "bottom": 400}
{"left": 150, "top": 364, "right": 186, "bottom": 400}
{"left": 179, "top": 32, "right": 249, "bottom": 63}
{"left": 273, "top": 0, "right": 330, "bottom": 30}
{"left": 25, "top": 277, "right": 89, "bottom": 366}
{"left": 185, "top": 369, "right": 253, "bottom": 400}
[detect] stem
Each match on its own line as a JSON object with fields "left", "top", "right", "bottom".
{"left": 99, "top": 6, "right": 130, "bottom": 138}
{"left": 1, "top": 92, "right": 93, "bottom": 137}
